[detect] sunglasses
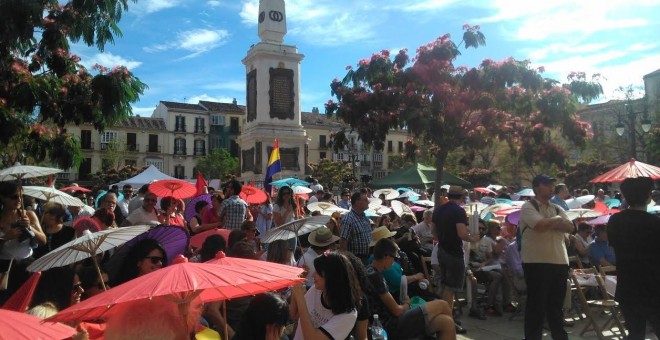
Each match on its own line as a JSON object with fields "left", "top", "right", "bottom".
{"left": 72, "top": 283, "right": 83, "bottom": 291}
{"left": 144, "top": 256, "right": 164, "bottom": 264}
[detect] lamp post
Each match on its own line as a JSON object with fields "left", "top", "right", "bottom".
{"left": 614, "top": 98, "right": 651, "bottom": 159}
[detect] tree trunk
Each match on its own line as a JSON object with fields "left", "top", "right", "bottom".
{"left": 433, "top": 150, "right": 449, "bottom": 206}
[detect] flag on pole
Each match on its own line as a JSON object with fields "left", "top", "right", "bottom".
{"left": 195, "top": 170, "right": 208, "bottom": 196}
{"left": 264, "top": 139, "right": 282, "bottom": 193}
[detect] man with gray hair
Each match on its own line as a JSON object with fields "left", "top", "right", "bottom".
{"left": 550, "top": 183, "right": 570, "bottom": 211}
{"left": 412, "top": 208, "right": 435, "bottom": 252}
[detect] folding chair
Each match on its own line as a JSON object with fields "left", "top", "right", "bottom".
{"left": 570, "top": 269, "right": 626, "bottom": 339}
{"left": 568, "top": 255, "right": 584, "bottom": 269}
{"left": 599, "top": 265, "right": 616, "bottom": 277}
{"left": 501, "top": 265, "right": 526, "bottom": 320}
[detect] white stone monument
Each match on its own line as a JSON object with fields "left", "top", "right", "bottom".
{"left": 238, "top": 0, "right": 308, "bottom": 183}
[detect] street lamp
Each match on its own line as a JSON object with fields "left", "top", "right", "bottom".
{"left": 614, "top": 98, "right": 651, "bottom": 159}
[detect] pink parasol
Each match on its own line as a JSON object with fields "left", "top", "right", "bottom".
{"left": 149, "top": 179, "right": 197, "bottom": 199}
{"left": 190, "top": 228, "right": 232, "bottom": 249}
{"left": 1, "top": 272, "right": 41, "bottom": 312}
{"left": 590, "top": 158, "right": 660, "bottom": 183}
{"left": 239, "top": 185, "right": 268, "bottom": 204}
{"left": 0, "top": 309, "right": 76, "bottom": 340}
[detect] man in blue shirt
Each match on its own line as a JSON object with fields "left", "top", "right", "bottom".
{"left": 550, "top": 183, "right": 570, "bottom": 211}
{"left": 588, "top": 224, "right": 616, "bottom": 269}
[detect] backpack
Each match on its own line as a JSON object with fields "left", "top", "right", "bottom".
{"left": 516, "top": 200, "right": 562, "bottom": 251}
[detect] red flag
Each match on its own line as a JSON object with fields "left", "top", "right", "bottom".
{"left": 195, "top": 170, "right": 208, "bottom": 196}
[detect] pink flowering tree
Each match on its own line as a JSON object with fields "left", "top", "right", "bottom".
{"left": 326, "top": 25, "right": 601, "bottom": 204}
{"left": 0, "top": 0, "right": 147, "bottom": 169}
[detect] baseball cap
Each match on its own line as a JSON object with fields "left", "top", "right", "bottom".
{"left": 532, "top": 174, "right": 555, "bottom": 187}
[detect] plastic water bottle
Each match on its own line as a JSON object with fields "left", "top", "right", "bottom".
{"left": 371, "top": 314, "right": 388, "bottom": 340}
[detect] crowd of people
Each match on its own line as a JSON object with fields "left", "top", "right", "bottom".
{"left": 0, "top": 172, "right": 659, "bottom": 339}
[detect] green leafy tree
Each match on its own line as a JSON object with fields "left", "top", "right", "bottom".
{"left": 196, "top": 148, "right": 239, "bottom": 181}
{"left": 308, "top": 158, "right": 353, "bottom": 191}
{"left": 90, "top": 163, "right": 144, "bottom": 191}
{"left": 326, "top": 25, "right": 600, "bottom": 204}
{"left": 0, "top": 0, "right": 147, "bottom": 169}
{"left": 557, "top": 159, "right": 613, "bottom": 190}
{"left": 645, "top": 127, "right": 660, "bottom": 164}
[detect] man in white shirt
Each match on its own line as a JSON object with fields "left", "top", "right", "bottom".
{"left": 121, "top": 192, "right": 160, "bottom": 227}
{"left": 411, "top": 209, "right": 434, "bottom": 252}
{"left": 118, "top": 184, "right": 133, "bottom": 218}
{"left": 307, "top": 190, "right": 324, "bottom": 204}
{"left": 309, "top": 179, "right": 323, "bottom": 193}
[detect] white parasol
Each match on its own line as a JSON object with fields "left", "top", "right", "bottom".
{"left": 566, "top": 195, "right": 596, "bottom": 209}
{"left": 22, "top": 186, "right": 85, "bottom": 207}
{"left": 260, "top": 216, "right": 331, "bottom": 243}
{"left": 373, "top": 188, "right": 399, "bottom": 200}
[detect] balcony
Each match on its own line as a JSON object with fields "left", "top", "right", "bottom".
{"left": 373, "top": 161, "right": 383, "bottom": 168}
{"left": 125, "top": 144, "right": 139, "bottom": 152}
{"left": 100, "top": 143, "right": 117, "bottom": 151}
{"left": 56, "top": 172, "right": 73, "bottom": 181}
{"left": 194, "top": 126, "right": 206, "bottom": 133}
{"left": 146, "top": 145, "right": 161, "bottom": 153}
{"left": 174, "top": 149, "right": 187, "bottom": 155}
{"left": 194, "top": 148, "right": 206, "bottom": 156}
{"left": 81, "top": 142, "right": 94, "bottom": 150}
{"left": 174, "top": 124, "right": 186, "bottom": 132}
{"left": 319, "top": 142, "right": 327, "bottom": 149}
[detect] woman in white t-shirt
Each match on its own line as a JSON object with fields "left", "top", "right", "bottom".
{"left": 291, "top": 252, "right": 359, "bottom": 340}
{"left": 272, "top": 187, "right": 299, "bottom": 227}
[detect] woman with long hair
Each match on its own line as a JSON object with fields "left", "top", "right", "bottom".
{"left": 272, "top": 187, "right": 299, "bottom": 227}
{"left": 265, "top": 239, "right": 294, "bottom": 266}
{"left": 113, "top": 238, "right": 168, "bottom": 286}
{"left": 291, "top": 251, "right": 360, "bottom": 340}
{"left": 233, "top": 292, "right": 290, "bottom": 340}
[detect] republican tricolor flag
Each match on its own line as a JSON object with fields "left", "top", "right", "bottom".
{"left": 264, "top": 138, "right": 281, "bottom": 193}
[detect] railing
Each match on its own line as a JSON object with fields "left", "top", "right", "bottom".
{"left": 174, "top": 149, "right": 187, "bottom": 155}
{"left": 125, "top": 144, "right": 139, "bottom": 152}
{"left": 81, "top": 142, "right": 94, "bottom": 150}
{"left": 146, "top": 145, "right": 161, "bottom": 153}
{"left": 100, "top": 143, "right": 117, "bottom": 151}
{"left": 56, "top": 172, "right": 72, "bottom": 180}
{"left": 194, "top": 126, "right": 206, "bottom": 133}
{"left": 319, "top": 142, "right": 327, "bottom": 149}
{"left": 175, "top": 124, "right": 186, "bottom": 132}
{"left": 373, "top": 161, "right": 383, "bottom": 168}
{"left": 194, "top": 148, "right": 206, "bottom": 156}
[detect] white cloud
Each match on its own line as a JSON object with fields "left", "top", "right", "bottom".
{"left": 628, "top": 43, "right": 658, "bottom": 52}
{"left": 132, "top": 0, "right": 181, "bottom": 14}
{"left": 207, "top": 0, "right": 221, "bottom": 7}
{"left": 144, "top": 28, "right": 230, "bottom": 59}
{"left": 382, "top": 0, "right": 458, "bottom": 12}
{"left": 527, "top": 43, "right": 612, "bottom": 61}
{"left": 81, "top": 53, "right": 142, "bottom": 70}
{"left": 186, "top": 94, "right": 237, "bottom": 104}
{"left": 202, "top": 81, "right": 245, "bottom": 91}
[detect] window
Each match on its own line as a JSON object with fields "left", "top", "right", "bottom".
{"left": 80, "top": 130, "right": 92, "bottom": 149}
{"left": 334, "top": 153, "right": 344, "bottom": 161}
{"left": 145, "top": 158, "right": 163, "bottom": 171}
{"left": 78, "top": 158, "right": 92, "bottom": 179}
{"left": 147, "top": 134, "right": 159, "bottom": 152}
{"left": 174, "top": 165, "right": 185, "bottom": 179}
{"left": 194, "top": 117, "right": 205, "bottom": 133}
{"left": 175, "top": 116, "right": 186, "bottom": 132}
{"left": 320, "top": 152, "right": 326, "bottom": 159}
{"left": 174, "top": 138, "right": 186, "bottom": 155}
{"left": 319, "top": 135, "right": 327, "bottom": 148}
{"left": 230, "top": 117, "right": 239, "bottom": 133}
{"left": 387, "top": 140, "right": 393, "bottom": 152}
{"left": 398, "top": 141, "right": 403, "bottom": 152}
{"left": 126, "top": 133, "right": 137, "bottom": 151}
{"left": 230, "top": 140, "right": 239, "bottom": 157}
{"left": 194, "top": 140, "right": 205, "bottom": 156}
{"left": 124, "top": 159, "right": 137, "bottom": 167}
{"left": 210, "top": 115, "right": 225, "bottom": 125}
{"left": 210, "top": 136, "right": 224, "bottom": 150}
{"left": 100, "top": 131, "right": 118, "bottom": 151}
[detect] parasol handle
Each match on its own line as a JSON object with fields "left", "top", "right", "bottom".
{"left": 91, "top": 254, "right": 107, "bottom": 291}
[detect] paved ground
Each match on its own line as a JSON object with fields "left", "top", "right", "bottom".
{"left": 453, "top": 309, "right": 658, "bottom": 340}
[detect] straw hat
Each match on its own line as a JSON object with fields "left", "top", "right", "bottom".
{"left": 308, "top": 227, "right": 340, "bottom": 247}
{"left": 370, "top": 226, "right": 397, "bottom": 247}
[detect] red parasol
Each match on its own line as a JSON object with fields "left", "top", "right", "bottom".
{"left": 473, "top": 187, "right": 496, "bottom": 195}
{"left": 59, "top": 185, "right": 92, "bottom": 193}
{"left": 239, "top": 185, "right": 267, "bottom": 204}
{"left": 149, "top": 179, "right": 197, "bottom": 199}
{"left": 590, "top": 158, "right": 660, "bottom": 183}
{"left": 48, "top": 255, "right": 304, "bottom": 323}
{"left": 1, "top": 272, "right": 41, "bottom": 312}
{"left": 0, "top": 309, "right": 76, "bottom": 340}
{"left": 190, "top": 228, "right": 232, "bottom": 249}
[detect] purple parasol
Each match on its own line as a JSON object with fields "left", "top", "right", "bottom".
{"left": 184, "top": 194, "right": 213, "bottom": 222}
{"left": 506, "top": 210, "right": 521, "bottom": 226}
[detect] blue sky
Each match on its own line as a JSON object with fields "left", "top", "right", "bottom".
{"left": 72, "top": 0, "right": 660, "bottom": 116}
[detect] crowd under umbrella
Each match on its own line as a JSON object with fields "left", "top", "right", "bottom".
{"left": 184, "top": 194, "right": 213, "bottom": 222}
{"left": 0, "top": 162, "right": 63, "bottom": 215}
{"left": 260, "top": 215, "right": 331, "bottom": 244}
{"left": 0, "top": 309, "right": 76, "bottom": 340}
{"left": 106, "top": 225, "right": 190, "bottom": 281}
{"left": 22, "top": 185, "right": 86, "bottom": 207}
{"left": 590, "top": 158, "right": 660, "bottom": 183}
{"left": 149, "top": 179, "right": 197, "bottom": 200}
{"left": 27, "top": 225, "right": 152, "bottom": 292}
{"left": 47, "top": 254, "right": 304, "bottom": 339}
